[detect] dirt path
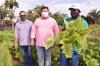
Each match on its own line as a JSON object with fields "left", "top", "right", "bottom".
{"left": 12, "top": 59, "right": 23, "bottom": 66}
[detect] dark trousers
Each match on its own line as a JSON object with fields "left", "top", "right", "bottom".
{"left": 60, "top": 52, "right": 80, "bottom": 66}
{"left": 20, "top": 45, "right": 34, "bottom": 66}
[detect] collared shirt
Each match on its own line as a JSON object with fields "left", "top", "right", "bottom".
{"left": 31, "top": 17, "right": 59, "bottom": 47}
{"left": 15, "top": 20, "right": 33, "bottom": 46}
{"left": 63, "top": 17, "right": 89, "bottom": 52}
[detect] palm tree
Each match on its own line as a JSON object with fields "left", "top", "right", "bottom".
{"left": 33, "top": 5, "right": 44, "bottom": 17}
{"left": 51, "top": 12, "right": 66, "bottom": 26}
{"left": 4, "top": 0, "right": 19, "bottom": 29}
{"left": 4, "top": 0, "right": 19, "bottom": 9}
{"left": 87, "top": 9, "right": 100, "bottom": 24}
{"left": 0, "top": 6, "right": 8, "bottom": 30}
{"left": 0, "top": 6, "right": 7, "bottom": 19}
{"left": 4, "top": 0, "right": 19, "bottom": 19}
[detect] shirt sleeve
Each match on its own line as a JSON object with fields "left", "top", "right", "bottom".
{"left": 53, "top": 19, "right": 59, "bottom": 36}
{"left": 63, "top": 19, "right": 66, "bottom": 26}
{"left": 15, "top": 24, "right": 19, "bottom": 37}
{"left": 83, "top": 20, "right": 89, "bottom": 29}
{"left": 31, "top": 20, "right": 37, "bottom": 38}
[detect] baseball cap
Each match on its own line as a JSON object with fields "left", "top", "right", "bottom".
{"left": 69, "top": 4, "right": 80, "bottom": 10}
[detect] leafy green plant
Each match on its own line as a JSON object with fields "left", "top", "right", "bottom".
{"left": 0, "top": 30, "right": 14, "bottom": 66}
{"left": 0, "top": 24, "right": 100, "bottom": 66}
{"left": 0, "top": 41, "right": 12, "bottom": 66}
{"left": 45, "top": 21, "right": 100, "bottom": 66}
{"left": 46, "top": 19, "right": 89, "bottom": 58}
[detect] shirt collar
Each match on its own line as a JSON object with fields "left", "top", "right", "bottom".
{"left": 19, "top": 19, "right": 29, "bottom": 24}
{"left": 70, "top": 16, "right": 82, "bottom": 20}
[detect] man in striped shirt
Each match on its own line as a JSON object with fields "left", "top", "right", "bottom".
{"left": 15, "top": 11, "right": 34, "bottom": 66}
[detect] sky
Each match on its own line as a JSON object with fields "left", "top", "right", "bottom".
{"left": 0, "top": 0, "right": 100, "bottom": 16}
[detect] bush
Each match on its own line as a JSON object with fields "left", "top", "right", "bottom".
{"left": 0, "top": 25, "right": 100, "bottom": 66}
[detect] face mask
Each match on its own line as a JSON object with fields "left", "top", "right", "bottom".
{"left": 41, "top": 12, "right": 49, "bottom": 18}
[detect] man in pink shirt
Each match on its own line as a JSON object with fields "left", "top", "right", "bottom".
{"left": 31, "top": 6, "right": 59, "bottom": 66}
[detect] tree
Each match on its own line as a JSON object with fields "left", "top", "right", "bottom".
{"left": 4, "top": 0, "right": 19, "bottom": 9}
{"left": 27, "top": 5, "right": 67, "bottom": 26}
{"left": 27, "top": 10, "right": 38, "bottom": 22}
{"left": 81, "top": 15, "right": 95, "bottom": 24}
{"left": 87, "top": 9, "right": 100, "bottom": 24}
{"left": 4, "top": 0, "right": 19, "bottom": 29}
{"left": 51, "top": 12, "right": 67, "bottom": 26}
{"left": 0, "top": 6, "right": 7, "bottom": 19}
{"left": 4, "top": 0, "right": 19, "bottom": 19}
{"left": 27, "top": 5, "right": 44, "bottom": 22}
{"left": 0, "top": 6, "right": 8, "bottom": 30}
{"left": 33, "top": 5, "right": 43, "bottom": 17}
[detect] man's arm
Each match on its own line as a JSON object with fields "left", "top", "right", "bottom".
{"left": 60, "top": 26, "right": 66, "bottom": 31}
{"left": 83, "top": 20, "right": 89, "bottom": 29}
{"left": 31, "top": 20, "right": 37, "bottom": 46}
{"left": 53, "top": 19, "right": 59, "bottom": 36}
{"left": 15, "top": 24, "right": 19, "bottom": 49}
{"left": 60, "top": 19, "right": 68, "bottom": 31}
{"left": 15, "top": 37, "right": 19, "bottom": 49}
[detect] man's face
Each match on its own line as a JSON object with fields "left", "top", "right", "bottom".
{"left": 19, "top": 12, "right": 26, "bottom": 21}
{"left": 41, "top": 8, "right": 49, "bottom": 12}
{"left": 41, "top": 8, "right": 49, "bottom": 18}
{"left": 70, "top": 9, "right": 80, "bottom": 19}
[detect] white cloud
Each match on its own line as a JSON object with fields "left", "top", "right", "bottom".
{"left": 1, "top": 0, "right": 100, "bottom": 16}
{"left": 0, "top": 0, "right": 5, "bottom": 5}
{"left": 49, "top": 3, "right": 79, "bottom": 16}
{"left": 80, "top": 0, "right": 100, "bottom": 15}
{"left": 48, "top": 0, "right": 100, "bottom": 16}
{"left": 34, "top": 0, "right": 39, "bottom": 2}
{"left": 15, "top": 0, "right": 35, "bottom": 16}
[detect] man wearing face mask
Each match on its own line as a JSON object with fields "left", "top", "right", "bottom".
{"left": 15, "top": 11, "right": 34, "bottom": 66}
{"left": 31, "top": 6, "right": 59, "bottom": 66}
{"left": 60, "top": 5, "right": 88, "bottom": 66}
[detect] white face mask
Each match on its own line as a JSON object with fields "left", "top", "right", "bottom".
{"left": 41, "top": 12, "right": 49, "bottom": 18}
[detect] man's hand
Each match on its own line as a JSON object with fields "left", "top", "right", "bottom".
{"left": 15, "top": 37, "right": 19, "bottom": 49}
{"left": 15, "top": 43, "right": 19, "bottom": 49}
{"left": 60, "top": 26, "right": 65, "bottom": 31}
{"left": 31, "top": 38, "right": 35, "bottom": 47}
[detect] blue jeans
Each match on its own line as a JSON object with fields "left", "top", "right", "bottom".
{"left": 36, "top": 46, "right": 52, "bottom": 66}
{"left": 60, "top": 52, "right": 80, "bottom": 66}
{"left": 20, "top": 45, "right": 34, "bottom": 66}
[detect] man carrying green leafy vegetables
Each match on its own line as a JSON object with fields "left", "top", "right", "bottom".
{"left": 60, "top": 4, "right": 89, "bottom": 66}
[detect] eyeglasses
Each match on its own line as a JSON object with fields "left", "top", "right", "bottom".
{"left": 20, "top": 15, "right": 26, "bottom": 17}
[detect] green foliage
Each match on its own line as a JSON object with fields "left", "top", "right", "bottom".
{"left": 26, "top": 5, "right": 43, "bottom": 22}
{"left": 46, "top": 19, "right": 89, "bottom": 58}
{"left": 45, "top": 21, "right": 100, "bottom": 66}
{"left": 0, "top": 6, "right": 7, "bottom": 19}
{"left": 0, "top": 30, "right": 14, "bottom": 66}
{"left": 5, "top": 20, "right": 12, "bottom": 26}
{"left": 8, "top": 13, "right": 14, "bottom": 20}
{"left": 0, "top": 30, "right": 14, "bottom": 48}
{"left": 4, "top": 0, "right": 19, "bottom": 9}
{"left": 0, "top": 25, "right": 100, "bottom": 66}
{"left": 27, "top": 10, "right": 38, "bottom": 22}
{"left": 80, "top": 43, "right": 100, "bottom": 66}
{"left": 52, "top": 12, "right": 66, "bottom": 26}
{"left": 33, "top": 5, "right": 43, "bottom": 16}
{"left": 0, "top": 42, "right": 12, "bottom": 66}
{"left": 51, "top": 47, "right": 60, "bottom": 66}
{"left": 81, "top": 9, "right": 100, "bottom": 24}
{"left": 27, "top": 5, "right": 66, "bottom": 25}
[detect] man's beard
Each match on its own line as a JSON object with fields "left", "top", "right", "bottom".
{"left": 71, "top": 14, "right": 79, "bottom": 19}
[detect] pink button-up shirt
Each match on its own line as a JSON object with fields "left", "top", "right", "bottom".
{"left": 31, "top": 17, "right": 59, "bottom": 47}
